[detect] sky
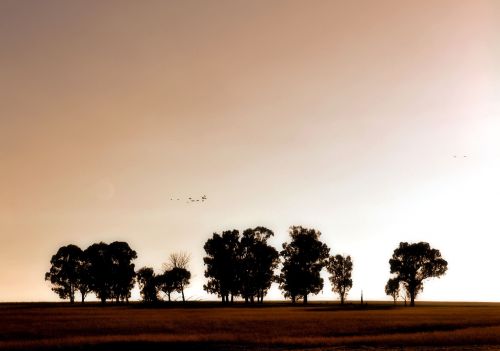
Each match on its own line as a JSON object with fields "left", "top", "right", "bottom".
{"left": 1, "top": 0, "right": 499, "bottom": 302}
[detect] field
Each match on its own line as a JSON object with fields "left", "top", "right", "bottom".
{"left": 1, "top": 302, "right": 500, "bottom": 350}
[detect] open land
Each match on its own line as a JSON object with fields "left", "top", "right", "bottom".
{"left": 1, "top": 302, "right": 500, "bottom": 350}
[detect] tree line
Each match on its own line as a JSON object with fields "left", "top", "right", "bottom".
{"left": 46, "top": 226, "right": 447, "bottom": 306}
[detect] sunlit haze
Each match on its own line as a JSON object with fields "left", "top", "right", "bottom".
{"left": 1, "top": 0, "right": 499, "bottom": 302}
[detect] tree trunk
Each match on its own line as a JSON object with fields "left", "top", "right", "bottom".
{"left": 340, "top": 294, "right": 344, "bottom": 305}
{"left": 303, "top": 294, "right": 308, "bottom": 304}
{"left": 181, "top": 287, "right": 185, "bottom": 302}
{"left": 410, "top": 290, "right": 415, "bottom": 307}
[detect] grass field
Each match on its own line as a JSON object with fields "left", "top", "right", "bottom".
{"left": 1, "top": 302, "right": 500, "bottom": 350}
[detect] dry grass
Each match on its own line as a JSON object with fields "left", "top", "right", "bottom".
{"left": 1, "top": 302, "right": 500, "bottom": 350}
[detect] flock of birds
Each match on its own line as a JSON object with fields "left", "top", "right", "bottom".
{"left": 170, "top": 195, "right": 207, "bottom": 204}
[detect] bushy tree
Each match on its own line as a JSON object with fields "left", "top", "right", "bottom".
{"left": 385, "top": 277, "right": 400, "bottom": 304}
{"left": 389, "top": 242, "right": 448, "bottom": 306}
{"left": 239, "top": 227, "right": 279, "bottom": 303}
{"left": 84, "top": 242, "right": 113, "bottom": 303}
{"left": 45, "top": 245, "right": 85, "bottom": 303}
{"left": 327, "top": 254, "right": 353, "bottom": 305}
{"left": 136, "top": 267, "right": 158, "bottom": 303}
{"left": 278, "top": 226, "right": 330, "bottom": 304}
{"left": 203, "top": 230, "right": 240, "bottom": 303}
{"left": 108, "top": 241, "right": 137, "bottom": 303}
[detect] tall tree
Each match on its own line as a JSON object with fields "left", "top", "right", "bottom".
{"left": 389, "top": 242, "right": 448, "bottom": 306}
{"left": 136, "top": 267, "right": 158, "bottom": 303}
{"left": 108, "top": 241, "right": 137, "bottom": 303}
{"left": 239, "top": 227, "right": 279, "bottom": 303}
{"left": 278, "top": 226, "right": 330, "bottom": 304}
{"left": 327, "top": 254, "right": 353, "bottom": 305}
{"left": 203, "top": 230, "right": 240, "bottom": 303}
{"left": 45, "top": 244, "right": 84, "bottom": 303}
{"left": 385, "top": 278, "right": 400, "bottom": 304}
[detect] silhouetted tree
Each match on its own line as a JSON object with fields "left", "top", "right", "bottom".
{"left": 327, "top": 254, "right": 353, "bottom": 305}
{"left": 108, "top": 241, "right": 137, "bottom": 303}
{"left": 389, "top": 242, "right": 448, "bottom": 306}
{"left": 203, "top": 230, "right": 240, "bottom": 303}
{"left": 170, "top": 267, "right": 191, "bottom": 302}
{"left": 136, "top": 267, "right": 158, "bottom": 303}
{"left": 45, "top": 244, "right": 84, "bottom": 303}
{"left": 239, "top": 227, "right": 279, "bottom": 303}
{"left": 164, "top": 252, "right": 191, "bottom": 302}
{"left": 157, "top": 269, "right": 176, "bottom": 302}
{"left": 278, "top": 226, "right": 330, "bottom": 304}
{"left": 385, "top": 277, "right": 400, "bottom": 304}
{"left": 84, "top": 242, "right": 113, "bottom": 303}
{"left": 75, "top": 253, "right": 91, "bottom": 303}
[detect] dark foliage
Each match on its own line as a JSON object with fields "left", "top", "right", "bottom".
{"left": 327, "top": 254, "right": 353, "bottom": 304}
{"left": 278, "top": 226, "right": 330, "bottom": 304}
{"left": 203, "top": 230, "right": 241, "bottom": 303}
{"left": 389, "top": 242, "right": 448, "bottom": 306}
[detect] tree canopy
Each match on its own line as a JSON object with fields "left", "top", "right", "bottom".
{"left": 389, "top": 242, "right": 448, "bottom": 306}
{"left": 327, "top": 254, "right": 353, "bottom": 305}
{"left": 278, "top": 226, "right": 330, "bottom": 304}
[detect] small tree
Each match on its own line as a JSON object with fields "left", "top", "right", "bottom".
{"left": 385, "top": 278, "right": 400, "bottom": 304}
{"left": 158, "top": 270, "right": 176, "bottom": 302}
{"left": 389, "top": 242, "right": 448, "bottom": 306}
{"left": 164, "top": 252, "right": 191, "bottom": 302}
{"left": 327, "top": 254, "right": 353, "bottom": 305}
{"left": 136, "top": 267, "right": 158, "bottom": 303}
{"left": 45, "top": 245, "right": 84, "bottom": 303}
{"left": 278, "top": 226, "right": 330, "bottom": 304}
{"left": 170, "top": 267, "right": 191, "bottom": 302}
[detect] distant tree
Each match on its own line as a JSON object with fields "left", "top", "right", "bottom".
{"left": 239, "top": 227, "right": 279, "bottom": 303}
{"left": 327, "top": 254, "right": 353, "bottom": 305}
{"left": 203, "top": 230, "right": 240, "bottom": 303}
{"left": 167, "top": 252, "right": 190, "bottom": 270}
{"left": 157, "top": 269, "right": 176, "bottom": 302}
{"left": 389, "top": 242, "right": 448, "bottom": 306}
{"left": 84, "top": 242, "right": 113, "bottom": 304}
{"left": 45, "top": 244, "right": 84, "bottom": 303}
{"left": 278, "top": 226, "right": 330, "bottom": 304}
{"left": 108, "top": 241, "right": 137, "bottom": 303}
{"left": 385, "top": 278, "right": 400, "bottom": 304}
{"left": 164, "top": 252, "right": 191, "bottom": 302}
{"left": 136, "top": 267, "right": 158, "bottom": 303}
{"left": 75, "top": 254, "right": 91, "bottom": 303}
{"left": 170, "top": 267, "right": 191, "bottom": 302}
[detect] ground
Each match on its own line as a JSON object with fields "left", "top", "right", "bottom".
{"left": 1, "top": 302, "right": 500, "bottom": 350}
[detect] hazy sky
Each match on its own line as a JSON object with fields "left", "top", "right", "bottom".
{"left": 1, "top": 0, "right": 499, "bottom": 302}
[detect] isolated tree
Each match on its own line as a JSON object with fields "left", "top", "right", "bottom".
{"left": 203, "top": 230, "right": 240, "bottom": 303}
{"left": 327, "top": 254, "right": 353, "bottom": 305}
{"left": 108, "top": 241, "right": 137, "bottom": 303}
{"left": 136, "top": 267, "right": 158, "bottom": 303}
{"left": 389, "top": 242, "right": 448, "bottom": 306}
{"left": 385, "top": 278, "right": 400, "bottom": 304}
{"left": 278, "top": 226, "right": 330, "bottom": 304}
{"left": 239, "top": 227, "right": 279, "bottom": 303}
{"left": 45, "top": 244, "right": 84, "bottom": 303}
